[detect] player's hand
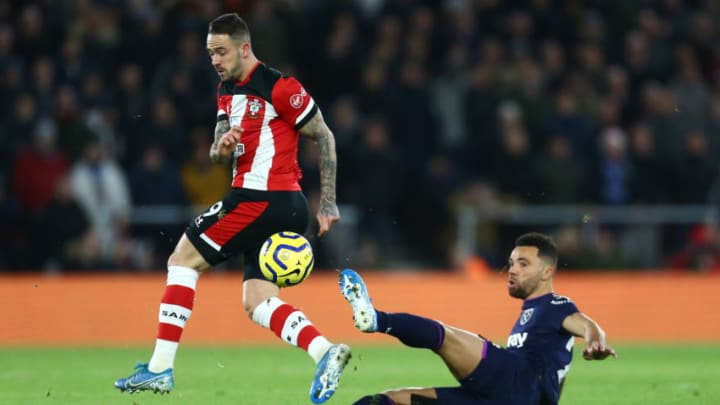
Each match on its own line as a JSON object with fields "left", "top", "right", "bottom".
{"left": 217, "top": 126, "right": 242, "bottom": 159}
{"left": 582, "top": 341, "right": 617, "bottom": 360}
{"left": 316, "top": 200, "right": 340, "bottom": 237}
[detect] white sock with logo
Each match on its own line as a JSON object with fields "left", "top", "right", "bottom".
{"left": 148, "top": 266, "right": 199, "bottom": 373}
{"left": 252, "top": 297, "right": 332, "bottom": 364}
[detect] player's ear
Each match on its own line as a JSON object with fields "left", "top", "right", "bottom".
{"left": 241, "top": 42, "right": 251, "bottom": 58}
{"left": 541, "top": 264, "right": 554, "bottom": 280}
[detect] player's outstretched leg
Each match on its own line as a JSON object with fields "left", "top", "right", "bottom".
{"left": 339, "top": 268, "right": 378, "bottom": 332}
{"left": 309, "top": 342, "right": 352, "bottom": 403}
{"left": 113, "top": 363, "right": 174, "bottom": 394}
{"left": 340, "top": 269, "right": 445, "bottom": 351}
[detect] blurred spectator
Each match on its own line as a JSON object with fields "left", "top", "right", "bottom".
{"left": 350, "top": 118, "right": 402, "bottom": 266}
{"left": 11, "top": 118, "right": 69, "bottom": 214}
{"left": 402, "top": 154, "right": 459, "bottom": 267}
{"left": 30, "top": 57, "right": 57, "bottom": 113}
{"left": 574, "top": 228, "right": 633, "bottom": 270}
{"left": 247, "top": 0, "right": 289, "bottom": 68}
{"left": 533, "top": 135, "right": 588, "bottom": 204}
{"left": 55, "top": 84, "right": 95, "bottom": 161}
{"left": 7, "top": 93, "right": 37, "bottom": 149}
{"left": 14, "top": 4, "right": 53, "bottom": 63}
{"left": 464, "top": 64, "right": 500, "bottom": 175}
{"left": 357, "top": 59, "right": 393, "bottom": 116}
{"left": 328, "top": 96, "right": 364, "bottom": 200}
{"left": 668, "top": 225, "right": 720, "bottom": 272}
{"left": 58, "top": 35, "right": 88, "bottom": 86}
{"left": 641, "top": 82, "right": 684, "bottom": 162}
{"left": 0, "top": 22, "right": 15, "bottom": 69}
{"left": 489, "top": 123, "right": 535, "bottom": 203}
{"left": 450, "top": 179, "right": 502, "bottom": 267}
{"left": 669, "top": 44, "right": 710, "bottom": 132}
{"left": 391, "top": 61, "right": 433, "bottom": 175}
{"left": 180, "top": 128, "right": 231, "bottom": 207}
{"left": 149, "top": 32, "right": 216, "bottom": 126}
{"left": 34, "top": 175, "right": 92, "bottom": 271}
{"left": 134, "top": 97, "right": 188, "bottom": 166}
{"left": 115, "top": 63, "right": 147, "bottom": 165}
{"left": 670, "top": 130, "right": 715, "bottom": 204}
{"left": 129, "top": 142, "right": 188, "bottom": 206}
{"left": 541, "top": 89, "right": 595, "bottom": 155}
{"left": 431, "top": 42, "right": 469, "bottom": 162}
{"left": 129, "top": 141, "right": 188, "bottom": 267}
{"left": 628, "top": 121, "right": 666, "bottom": 203}
{"left": 69, "top": 137, "right": 134, "bottom": 268}
{"left": 1, "top": 89, "right": 29, "bottom": 175}
{"left": 79, "top": 70, "right": 113, "bottom": 109}
{"left": 315, "top": 11, "right": 363, "bottom": 105}
{"left": 592, "top": 127, "right": 632, "bottom": 204}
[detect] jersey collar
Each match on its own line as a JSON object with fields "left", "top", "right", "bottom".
{"left": 522, "top": 292, "right": 553, "bottom": 308}
{"left": 236, "top": 61, "right": 262, "bottom": 86}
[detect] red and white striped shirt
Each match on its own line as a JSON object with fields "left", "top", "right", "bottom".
{"left": 216, "top": 62, "right": 318, "bottom": 191}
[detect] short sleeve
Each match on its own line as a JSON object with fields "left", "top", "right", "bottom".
{"left": 271, "top": 76, "right": 318, "bottom": 130}
{"left": 217, "top": 84, "right": 231, "bottom": 122}
{"left": 548, "top": 296, "right": 579, "bottom": 330}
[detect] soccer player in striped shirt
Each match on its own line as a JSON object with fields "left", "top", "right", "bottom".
{"left": 341, "top": 233, "right": 616, "bottom": 405}
{"left": 115, "top": 13, "right": 349, "bottom": 404}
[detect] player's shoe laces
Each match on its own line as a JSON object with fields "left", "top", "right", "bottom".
{"left": 339, "top": 269, "right": 378, "bottom": 332}
{"left": 309, "top": 343, "right": 351, "bottom": 404}
{"left": 114, "top": 363, "right": 174, "bottom": 394}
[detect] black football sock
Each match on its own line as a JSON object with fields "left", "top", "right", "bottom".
{"left": 353, "top": 394, "right": 395, "bottom": 405}
{"left": 376, "top": 311, "right": 445, "bottom": 351}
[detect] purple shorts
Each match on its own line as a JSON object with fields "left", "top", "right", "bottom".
{"left": 434, "top": 341, "right": 542, "bottom": 405}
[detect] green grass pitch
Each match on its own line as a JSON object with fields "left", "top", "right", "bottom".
{"left": 0, "top": 344, "right": 718, "bottom": 404}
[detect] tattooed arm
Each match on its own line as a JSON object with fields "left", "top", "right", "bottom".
{"left": 210, "top": 119, "right": 240, "bottom": 164}
{"left": 298, "top": 109, "right": 341, "bottom": 236}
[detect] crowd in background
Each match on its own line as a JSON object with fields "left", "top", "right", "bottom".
{"left": 3, "top": 0, "right": 720, "bottom": 272}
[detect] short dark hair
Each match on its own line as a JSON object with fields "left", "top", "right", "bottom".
{"left": 515, "top": 232, "right": 558, "bottom": 268}
{"left": 208, "top": 13, "right": 250, "bottom": 43}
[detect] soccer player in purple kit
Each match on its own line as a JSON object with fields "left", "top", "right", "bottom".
{"left": 340, "top": 232, "right": 616, "bottom": 405}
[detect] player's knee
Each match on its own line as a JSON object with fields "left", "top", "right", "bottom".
{"left": 244, "top": 279, "right": 280, "bottom": 319}
{"left": 167, "top": 247, "right": 208, "bottom": 272}
{"left": 243, "top": 301, "right": 256, "bottom": 318}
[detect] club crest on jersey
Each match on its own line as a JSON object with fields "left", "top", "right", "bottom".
{"left": 290, "top": 87, "right": 307, "bottom": 109}
{"left": 520, "top": 308, "right": 534, "bottom": 325}
{"left": 246, "top": 98, "right": 263, "bottom": 119}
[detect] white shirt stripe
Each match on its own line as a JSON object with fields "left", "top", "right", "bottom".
{"left": 295, "top": 98, "right": 316, "bottom": 126}
{"left": 229, "top": 95, "right": 247, "bottom": 127}
{"left": 242, "top": 103, "right": 277, "bottom": 190}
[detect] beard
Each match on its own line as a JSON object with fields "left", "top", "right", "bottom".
{"left": 508, "top": 278, "right": 539, "bottom": 299}
{"left": 508, "top": 285, "right": 529, "bottom": 299}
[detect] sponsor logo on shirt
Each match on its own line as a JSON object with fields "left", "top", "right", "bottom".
{"left": 507, "top": 332, "right": 528, "bottom": 348}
